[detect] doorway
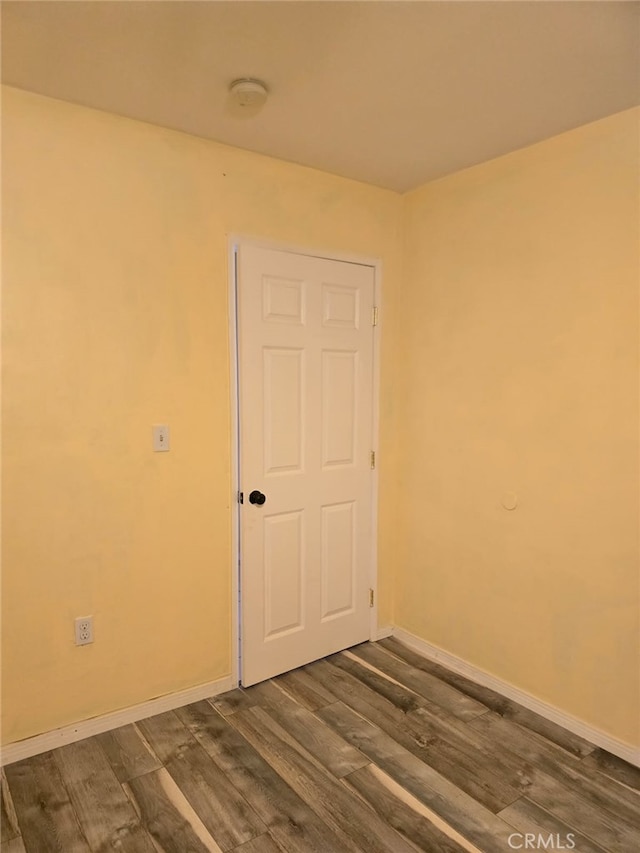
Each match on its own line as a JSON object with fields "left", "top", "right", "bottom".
{"left": 231, "top": 240, "right": 380, "bottom": 686}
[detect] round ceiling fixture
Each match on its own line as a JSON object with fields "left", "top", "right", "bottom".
{"left": 229, "top": 78, "right": 268, "bottom": 109}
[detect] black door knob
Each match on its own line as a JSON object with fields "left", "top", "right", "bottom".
{"left": 249, "top": 490, "right": 266, "bottom": 506}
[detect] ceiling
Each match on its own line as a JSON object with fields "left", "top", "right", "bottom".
{"left": 2, "top": 1, "right": 639, "bottom": 192}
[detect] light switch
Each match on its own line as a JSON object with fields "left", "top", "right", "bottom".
{"left": 153, "top": 424, "right": 170, "bottom": 452}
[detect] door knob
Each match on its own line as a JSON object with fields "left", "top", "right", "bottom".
{"left": 249, "top": 490, "right": 266, "bottom": 506}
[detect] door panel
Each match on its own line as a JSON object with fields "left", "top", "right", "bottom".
{"left": 322, "top": 349, "right": 358, "bottom": 466}
{"left": 322, "top": 283, "right": 360, "bottom": 328}
{"left": 263, "top": 348, "right": 304, "bottom": 474}
{"left": 264, "top": 510, "right": 304, "bottom": 638}
{"left": 321, "top": 501, "right": 356, "bottom": 621}
{"left": 238, "top": 245, "right": 375, "bottom": 686}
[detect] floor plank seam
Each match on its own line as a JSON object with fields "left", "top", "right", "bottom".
{"left": 4, "top": 641, "right": 639, "bottom": 853}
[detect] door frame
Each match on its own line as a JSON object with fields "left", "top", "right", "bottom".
{"left": 227, "top": 234, "right": 382, "bottom": 688}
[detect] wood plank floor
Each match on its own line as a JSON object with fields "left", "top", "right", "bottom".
{"left": 2, "top": 638, "right": 639, "bottom": 852}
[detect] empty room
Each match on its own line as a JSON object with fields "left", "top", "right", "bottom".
{"left": 1, "top": 2, "right": 639, "bottom": 852}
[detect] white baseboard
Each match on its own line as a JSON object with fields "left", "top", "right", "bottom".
{"left": 5, "top": 631, "right": 638, "bottom": 769}
{"left": 391, "top": 627, "right": 640, "bottom": 768}
{"left": 0, "top": 675, "right": 234, "bottom": 766}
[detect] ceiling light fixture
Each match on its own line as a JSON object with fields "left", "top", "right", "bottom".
{"left": 229, "top": 78, "right": 268, "bottom": 109}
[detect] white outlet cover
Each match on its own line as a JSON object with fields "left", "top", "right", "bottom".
{"left": 75, "top": 616, "right": 94, "bottom": 646}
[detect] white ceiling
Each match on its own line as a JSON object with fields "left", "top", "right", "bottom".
{"left": 2, "top": 1, "right": 639, "bottom": 192}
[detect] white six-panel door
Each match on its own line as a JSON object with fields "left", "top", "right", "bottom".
{"left": 237, "top": 245, "right": 376, "bottom": 686}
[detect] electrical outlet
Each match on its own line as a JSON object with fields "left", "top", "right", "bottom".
{"left": 74, "top": 616, "right": 94, "bottom": 646}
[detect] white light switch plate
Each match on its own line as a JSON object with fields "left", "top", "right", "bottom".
{"left": 153, "top": 424, "right": 170, "bottom": 452}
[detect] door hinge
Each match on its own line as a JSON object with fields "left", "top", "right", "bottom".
{"left": 372, "top": 306, "right": 379, "bottom": 326}
{"left": 369, "top": 588, "right": 375, "bottom": 608}
{"left": 370, "top": 450, "right": 376, "bottom": 469}
{"left": 238, "top": 491, "right": 244, "bottom": 504}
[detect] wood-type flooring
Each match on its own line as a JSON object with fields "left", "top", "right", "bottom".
{"left": 2, "top": 638, "right": 639, "bottom": 852}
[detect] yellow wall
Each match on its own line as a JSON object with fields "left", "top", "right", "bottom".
{"left": 1, "top": 87, "right": 402, "bottom": 744}
{"left": 3, "top": 86, "right": 638, "bottom": 751}
{"left": 397, "top": 108, "right": 640, "bottom": 746}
